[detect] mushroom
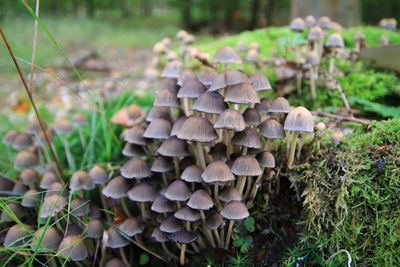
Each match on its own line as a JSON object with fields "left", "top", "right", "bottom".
{"left": 326, "top": 33, "right": 344, "bottom": 74}
{"left": 171, "top": 230, "right": 198, "bottom": 265}
{"left": 231, "top": 155, "right": 262, "bottom": 196}
{"left": 20, "top": 168, "right": 38, "bottom": 189}
{"left": 164, "top": 180, "right": 191, "bottom": 209}
{"left": 304, "top": 15, "right": 316, "bottom": 27}
{"left": 31, "top": 226, "right": 62, "bottom": 252}
{"left": 158, "top": 136, "right": 189, "bottom": 177}
{"left": 151, "top": 157, "right": 174, "bottom": 185}
{"left": 14, "top": 150, "right": 39, "bottom": 170}
{"left": 305, "top": 50, "right": 320, "bottom": 100}
{"left": 221, "top": 201, "right": 249, "bottom": 249}
{"left": 127, "top": 183, "right": 158, "bottom": 218}
{"left": 214, "top": 46, "right": 242, "bottom": 68}
{"left": 4, "top": 224, "right": 31, "bottom": 247}
{"left": 57, "top": 235, "right": 88, "bottom": 262}
{"left": 259, "top": 119, "right": 285, "bottom": 151}
{"left": 86, "top": 219, "right": 104, "bottom": 239}
{"left": 70, "top": 170, "right": 95, "bottom": 194}
{"left": 284, "top": 107, "right": 314, "bottom": 168}
{"left": 161, "top": 59, "right": 182, "bottom": 79}
{"left": 192, "top": 91, "right": 227, "bottom": 123}
{"left": 177, "top": 78, "right": 206, "bottom": 116}
{"left": 12, "top": 132, "right": 33, "bottom": 150}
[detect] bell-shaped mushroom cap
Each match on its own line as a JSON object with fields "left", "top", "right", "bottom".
{"left": 31, "top": 226, "right": 62, "bottom": 251}
{"left": 104, "top": 228, "right": 130, "bottom": 248}
{"left": 54, "top": 118, "right": 72, "bottom": 135}
{"left": 122, "top": 143, "right": 145, "bottom": 158}
{"left": 158, "top": 78, "right": 177, "bottom": 91}
{"left": 151, "top": 157, "right": 174, "bottom": 173}
{"left": 225, "top": 83, "right": 260, "bottom": 104}
{"left": 120, "top": 159, "right": 151, "bottom": 179}
{"left": 260, "top": 119, "right": 284, "bottom": 139}
{"left": 202, "top": 160, "right": 235, "bottom": 184}
{"left": 161, "top": 59, "right": 182, "bottom": 78}
{"left": 157, "top": 136, "right": 189, "bottom": 157}
{"left": 257, "top": 151, "right": 276, "bottom": 168}
{"left": 198, "top": 69, "right": 218, "bottom": 87}
{"left": 86, "top": 219, "right": 104, "bottom": 238}
{"left": 353, "top": 32, "right": 365, "bottom": 41}
{"left": 70, "top": 198, "right": 89, "bottom": 217}
{"left": 181, "top": 165, "right": 203, "bottom": 183}
{"left": 326, "top": 33, "right": 344, "bottom": 48}
{"left": 290, "top": 17, "right": 305, "bottom": 32}
{"left": 192, "top": 92, "right": 227, "bottom": 114}
{"left": 224, "top": 70, "right": 250, "bottom": 86}
{"left": 214, "top": 46, "right": 242, "bottom": 64}
{"left": 206, "top": 212, "right": 224, "bottom": 230}
{"left": 284, "top": 107, "right": 314, "bottom": 133}
{"left": 304, "top": 15, "right": 316, "bottom": 27}
{"left": 152, "top": 227, "right": 168, "bottom": 243}
{"left": 177, "top": 116, "right": 217, "bottom": 143}
{"left": 22, "top": 189, "right": 39, "bottom": 207}
{"left": 250, "top": 73, "right": 272, "bottom": 91}
{"left": 70, "top": 170, "right": 95, "bottom": 191}
{"left": 124, "top": 125, "right": 147, "bottom": 146}
{"left": 4, "top": 224, "right": 31, "bottom": 247}
{"left": 12, "top": 132, "right": 33, "bottom": 150}
{"left": 219, "top": 187, "right": 242, "bottom": 202}
{"left": 12, "top": 180, "right": 28, "bottom": 195}
{"left": 143, "top": 118, "right": 172, "bottom": 139}
{"left": 178, "top": 79, "right": 206, "bottom": 99}
{"left": 174, "top": 206, "right": 200, "bottom": 222}
{"left": 102, "top": 176, "right": 129, "bottom": 199}
{"left": 246, "top": 48, "right": 259, "bottom": 62}
{"left": 146, "top": 107, "right": 171, "bottom": 122}
{"left": 0, "top": 176, "right": 14, "bottom": 193}
{"left": 208, "top": 72, "right": 227, "bottom": 92}
{"left": 2, "top": 129, "right": 19, "bottom": 145}
{"left": 307, "top": 26, "right": 324, "bottom": 41}
{"left": 236, "top": 41, "right": 248, "bottom": 52}
{"left": 14, "top": 150, "right": 38, "bottom": 170}
{"left": 305, "top": 50, "right": 320, "bottom": 65}
{"left": 316, "top": 122, "right": 327, "bottom": 133}
{"left": 170, "top": 116, "right": 188, "bottom": 136}
{"left": 118, "top": 218, "right": 145, "bottom": 237}
{"left": 221, "top": 201, "right": 249, "bottom": 220}
{"left": 209, "top": 143, "right": 227, "bottom": 160}
{"left": 268, "top": 97, "right": 290, "bottom": 113}
{"left": 255, "top": 98, "right": 271, "bottom": 114}
{"left": 44, "top": 182, "right": 65, "bottom": 199}
{"left": 232, "top": 127, "right": 262, "bottom": 149}
{"left": 20, "top": 168, "right": 38, "bottom": 187}
{"left": 176, "top": 69, "right": 194, "bottom": 85}
{"left": 231, "top": 155, "right": 262, "bottom": 176}
{"left": 57, "top": 235, "right": 88, "bottom": 261}
{"left": 187, "top": 189, "right": 214, "bottom": 210}
{"left": 165, "top": 180, "right": 191, "bottom": 201}
{"left": 89, "top": 165, "right": 108, "bottom": 184}
{"left": 154, "top": 88, "right": 179, "bottom": 108}
{"left": 151, "top": 195, "right": 175, "bottom": 213}
{"left": 171, "top": 230, "right": 198, "bottom": 244}
{"left": 317, "top": 16, "right": 331, "bottom": 30}
{"left": 127, "top": 183, "right": 158, "bottom": 202}
{"left": 71, "top": 113, "right": 88, "bottom": 126}
{"left": 160, "top": 216, "right": 184, "bottom": 233}
{"left": 1, "top": 202, "right": 23, "bottom": 222}
{"left": 243, "top": 108, "right": 261, "bottom": 126}
{"left": 105, "top": 258, "right": 128, "bottom": 267}
{"left": 40, "top": 195, "right": 67, "bottom": 218}
{"left": 214, "top": 108, "right": 245, "bottom": 131}
{"left": 40, "top": 171, "right": 59, "bottom": 189}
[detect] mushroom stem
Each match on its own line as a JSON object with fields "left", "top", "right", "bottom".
{"left": 309, "top": 65, "right": 316, "bottom": 100}
{"left": 224, "top": 130, "right": 232, "bottom": 160}
{"left": 236, "top": 176, "right": 247, "bottom": 195}
{"left": 224, "top": 220, "right": 234, "bottom": 249}
{"left": 176, "top": 201, "right": 182, "bottom": 210}
{"left": 173, "top": 157, "right": 180, "bottom": 178}
{"left": 121, "top": 198, "right": 133, "bottom": 218}
{"left": 264, "top": 139, "right": 273, "bottom": 151}
{"left": 162, "top": 243, "right": 179, "bottom": 261}
{"left": 162, "top": 173, "right": 168, "bottom": 186}
{"left": 247, "top": 172, "right": 264, "bottom": 208}
{"left": 199, "top": 210, "right": 216, "bottom": 247}
{"left": 336, "top": 82, "right": 353, "bottom": 117}
{"left": 296, "top": 71, "right": 302, "bottom": 95}
{"left": 243, "top": 176, "right": 253, "bottom": 200}
{"left": 213, "top": 184, "right": 222, "bottom": 211}
{"left": 182, "top": 98, "right": 190, "bottom": 117}
{"left": 329, "top": 51, "right": 335, "bottom": 74}
{"left": 213, "top": 229, "right": 222, "bottom": 248}
{"left": 61, "top": 137, "right": 75, "bottom": 171}
{"left": 100, "top": 185, "right": 111, "bottom": 221}
{"left": 120, "top": 247, "right": 129, "bottom": 266}
{"left": 242, "top": 146, "right": 248, "bottom": 156}
{"left": 139, "top": 202, "right": 147, "bottom": 219}
{"left": 179, "top": 244, "right": 187, "bottom": 265}
{"left": 288, "top": 132, "right": 299, "bottom": 169}
{"left": 296, "top": 136, "right": 304, "bottom": 160}
{"left": 196, "top": 142, "right": 207, "bottom": 170}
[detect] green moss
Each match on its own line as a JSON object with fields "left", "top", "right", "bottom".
{"left": 288, "top": 119, "right": 400, "bottom": 266}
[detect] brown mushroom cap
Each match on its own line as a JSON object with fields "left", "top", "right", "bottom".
{"left": 151, "top": 195, "right": 176, "bottom": 213}
{"left": 160, "top": 216, "right": 184, "bottom": 233}
{"left": 2, "top": 129, "right": 19, "bottom": 145}
{"left": 89, "top": 165, "right": 109, "bottom": 184}
{"left": 308, "top": 26, "right": 324, "bottom": 41}
{"left": 102, "top": 176, "right": 130, "bottom": 199}
{"left": 317, "top": 16, "right": 331, "bottom": 30}
{"left": 225, "top": 83, "right": 260, "bottom": 104}
{"left": 20, "top": 168, "right": 38, "bottom": 187}
{"left": 220, "top": 201, "right": 249, "bottom": 220}
{"left": 198, "top": 69, "right": 218, "bottom": 87}
{"left": 118, "top": 217, "right": 145, "bottom": 237}
{"left": 170, "top": 116, "right": 188, "bottom": 136}
{"left": 44, "top": 182, "right": 65, "bottom": 198}
{"left": 146, "top": 107, "right": 171, "bottom": 122}
{"left": 40, "top": 195, "right": 67, "bottom": 218}
{"left": 268, "top": 97, "right": 290, "bottom": 113}
{"left": 104, "top": 228, "right": 130, "bottom": 248}
{"left": 14, "top": 150, "right": 38, "bottom": 170}
{"left": 304, "top": 15, "right": 316, "bottom": 27}
{"left": 12, "top": 132, "right": 33, "bottom": 150}
{"left": 120, "top": 159, "right": 151, "bottom": 179}
{"left": 192, "top": 92, "right": 227, "bottom": 114}
{"left": 161, "top": 59, "right": 182, "bottom": 78}
{"left": 122, "top": 143, "right": 145, "bottom": 158}
{"left": 71, "top": 198, "right": 89, "bottom": 217}
{"left": 187, "top": 189, "right": 214, "bottom": 210}
{"left": 256, "top": 151, "right": 276, "bottom": 168}
{"left": 202, "top": 160, "right": 235, "bottom": 184}
{"left": 154, "top": 88, "right": 180, "bottom": 108}
{"left": 246, "top": 48, "right": 259, "bottom": 62}
{"left": 206, "top": 212, "right": 224, "bottom": 230}
{"left": 177, "top": 69, "right": 195, "bottom": 86}
{"left": 171, "top": 230, "right": 198, "bottom": 244}
{"left": 178, "top": 79, "right": 206, "bottom": 99}
{"left": 124, "top": 125, "right": 147, "bottom": 146}
{"left": 54, "top": 118, "right": 73, "bottom": 135}
{"left": 11, "top": 180, "right": 27, "bottom": 195}
{"left": 151, "top": 157, "right": 174, "bottom": 173}
{"left": 31, "top": 226, "right": 62, "bottom": 252}
{"left": 243, "top": 108, "right": 261, "bottom": 126}
{"left": 57, "top": 235, "right": 88, "bottom": 261}
{"left": 157, "top": 136, "right": 189, "bottom": 157}
{"left": 231, "top": 155, "right": 262, "bottom": 176}
{"left": 259, "top": 119, "right": 285, "bottom": 139}
{"left": 290, "top": 17, "right": 305, "bottom": 32}
{"left": 219, "top": 187, "right": 242, "bottom": 202}
{"left": 4, "top": 224, "right": 32, "bottom": 247}
{"left": 0, "top": 176, "right": 14, "bottom": 193}
{"left": 174, "top": 206, "right": 201, "bottom": 222}
{"left": 232, "top": 127, "right": 262, "bottom": 149}
{"left": 127, "top": 183, "right": 158, "bottom": 202}
{"left": 70, "top": 170, "right": 95, "bottom": 191}
{"left": 39, "top": 171, "right": 59, "bottom": 189}
{"left": 105, "top": 258, "right": 128, "bottom": 267}
{"left": 22, "top": 189, "right": 39, "bottom": 207}
{"left": 255, "top": 98, "right": 271, "bottom": 114}
{"left": 249, "top": 73, "right": 272, "bottom": 91}
{"left": 284, "top": 107, "right": 314, "bottom": 133}
{"left": 86, "top": 219, "right": 104, "bottom": 238}
{"left": 165, "top": 180, "right": 191, "bottom": 201}
{"left": 214, "top": 108, "right": 245, "bottom": 131}
{"left": 177, "top": 116, "right": 217, "bottom": 143}
{"left": 181, "top": 165, "right": 203, "bottom": 183}
{"left": 143, "top": 118, "right": 172, "bottom": 139}
{"left": 326, "top": 33, "right": 344, "bottom": 48}
{"left": 151, "top": 227, "right": 168, "bottom": 243}
{"left": 214, "top": 46, "right": 242, "bottom": 64}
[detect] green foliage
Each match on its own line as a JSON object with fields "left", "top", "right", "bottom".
{"left": 233, "top": 217, "right": 255, "bottom": 253}
{"left": 225, "top": 253, "right": 254, "bottom": 267}
{"left": 139, "top": 253, "right": 150, "bottom": 265}
{"left": 288, "top": 119, "right": 400, "bottom": 266}
{"left": 349, "top": 97, "right": 400, "bottom": 118}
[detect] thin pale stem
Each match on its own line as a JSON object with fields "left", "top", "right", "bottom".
{"left": 180, "top": 243, "right": 187, "bottom": 265}
{"left": 224, "top": 220, "right": 234, "bottom": 249}
{"left": 173, "top": 157, "right": 180, "bottom": 178}
{"left": 196, "top": 142, "right": 206, "bottom": 170}
{"left": 288, "top": 132, "right": 299, "bottom": 169}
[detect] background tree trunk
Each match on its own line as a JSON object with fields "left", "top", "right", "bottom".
{"left": 249, "top": 0, "right": 260, "bottom": 29}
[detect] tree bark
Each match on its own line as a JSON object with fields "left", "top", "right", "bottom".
{"left": 265, "top": 0, "right": 276, "bottom": 26}
{"left": 249, "top": 0, "right": 260, "bottom": 29}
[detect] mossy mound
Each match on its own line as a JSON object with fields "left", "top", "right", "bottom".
{"left": 289, "top": 119, "right": 400, "bottom": 266}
